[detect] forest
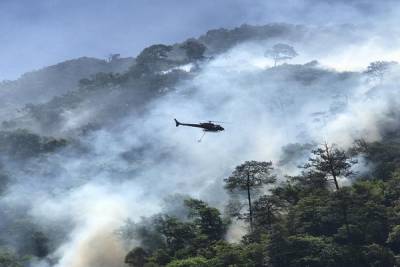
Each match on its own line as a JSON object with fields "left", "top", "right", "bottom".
{"left": 120, "top": 138, "right": 400, "bottom": 267}
{"left": 0, "top": 21, "right": 400, "bottom": 267}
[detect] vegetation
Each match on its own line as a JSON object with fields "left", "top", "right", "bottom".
{"left": 122, "top": 139, "right": 400, "bottom": 267}
{"left": 224, "top": 161, "right": 276, "bottom": 232}
{"left": 265, "top": 43, "right": 298, "bottom": 66}
{"left": 1, "top": 23, "right": 400, "bottom": 267}
{"left": 0, "top": 248, "right": 25, "bottom": 267}
{"left": 301, "top": 143, "right": 356, "bottom": 190}
{"left": 0, "top": 129, "right": 67, "bottom": 159}
{"left": 364, "top": 61, "right": 398, "bottom": 82}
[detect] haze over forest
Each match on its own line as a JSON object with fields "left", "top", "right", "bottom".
{"left": 2, "top": 1, "right": 400, "bottom": 267}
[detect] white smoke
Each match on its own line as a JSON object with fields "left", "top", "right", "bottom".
{"left": 3, "top": 23, "right": 400, "bottom": 267}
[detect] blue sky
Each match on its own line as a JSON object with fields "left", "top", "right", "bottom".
{"left": 0, "top": 0, "right": 397, "bottom": 80}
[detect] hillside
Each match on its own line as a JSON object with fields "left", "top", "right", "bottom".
{"left": 0, "top": 56, "right": 134, "bottom": 120}
{"left": 0, "top": 22, "right": 400, "bottom": 267}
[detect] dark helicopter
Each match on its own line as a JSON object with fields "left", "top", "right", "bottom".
{"left": 174, "top": 118, "right": 224, "bottom": 142}
{"left": 174, "top": 119, "right": 224, "bottom": 131}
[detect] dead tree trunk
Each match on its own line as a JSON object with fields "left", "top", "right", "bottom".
{"left": 246, "top": 171, "right": 253, "bottom": 233}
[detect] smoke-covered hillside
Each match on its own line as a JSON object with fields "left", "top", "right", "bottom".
{"left": 0, "top": 56, "right": 134, "bottom": 122}
{"left": 1, "top": 21, "right": 400, "bottom": 267}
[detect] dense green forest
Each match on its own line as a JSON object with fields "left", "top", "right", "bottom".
{"left": 120, "top": 137, "right": 400, "bottom": 267}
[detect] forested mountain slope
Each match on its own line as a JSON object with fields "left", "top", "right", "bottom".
{"left": 0, "top": 23, "right": 400, "bottom": 267}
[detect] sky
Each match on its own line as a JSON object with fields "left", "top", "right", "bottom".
{"left": 0, "top": 0, "right": 399, "bottom": 80}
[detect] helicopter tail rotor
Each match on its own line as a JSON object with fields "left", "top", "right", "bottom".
{"left": 174, "top": 118, "right": 181, "bottom": 127}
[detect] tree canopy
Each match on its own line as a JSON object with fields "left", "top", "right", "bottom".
{"left": 265, "top": 43, "right": 298, "bottom": 66}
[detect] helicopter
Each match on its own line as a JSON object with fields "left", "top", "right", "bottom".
{"left": 174, "top": 118, "right": 224, "bottom": 142}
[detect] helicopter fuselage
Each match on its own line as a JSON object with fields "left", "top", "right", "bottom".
{"left": 174, "top": 119, "right": 224, "bottom": 132}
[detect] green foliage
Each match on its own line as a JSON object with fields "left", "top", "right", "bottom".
{"left": 205, "top": 241, "right": 244, "bottom": 266}
{"left": 125, "top": 247, "right": 148, "bottom": 267}
{"left": 204, "top": 241, "right": 267, "bottom": 267}
{"left": 284, "top": 235, "right": 341, "bottom": 267}
{"left": 253, "top": 195, "right": 284, "bottom": 231}
{"left": 387, "top": 225, "right": 400, "bottom": 253}
{"left": 302, "top": 143, "right": 356, "bottom": 190}
{"left": 154, "top": 215, "right": 196, "bottom": 254}
{"left": 363, "top": 243, "right": 396, "bottom": 267}
{"left": 353, "top": 138, "right": 400, "bottom": 180}
{"left": 180, "top": 39, "right": 206, "bottom": 61}
{"left": 0, "top": 248, "right": 23, "bottom": 267}
{"left": 80, "top": 72, "right": 120, "bottom": 87}
{"left": 225, "top": 161, "right": 276, "bottom": 193}
{"left": 199, "top": 24, "right": 298, "bottom": 53}
{"left": 267, "top": 225, "right": 290, "bottom": 267}
{"left": 147, "top": 249, "right": 171, "bottom": 266}
{"left": 124, "top": 141, "right": 400, "bottom": 267}
{"left": 224, "top": 161, "right": 276, "bottom": 231}
{"left": 124, "top": 198, "right": 229, "bottom": 266}
{"left": 166, "top": 256, "right": 208, "bottom": 267}
{"left": 288, "top": 195, "right": 340, "bottom": 236}
{"left": 271, "top": 180, "right": 302, "bottom": 205}
{"left": 131, "top": 44, "right": 175, "bottom": 76}
{"left": 0, "top": 129, "right": 67, "bottom": 159}
{"left": 347, "top": 181, "right": 388, "bottom": 244}
{"left": 184, "top": 199, "right": 228, "bottom": 243}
